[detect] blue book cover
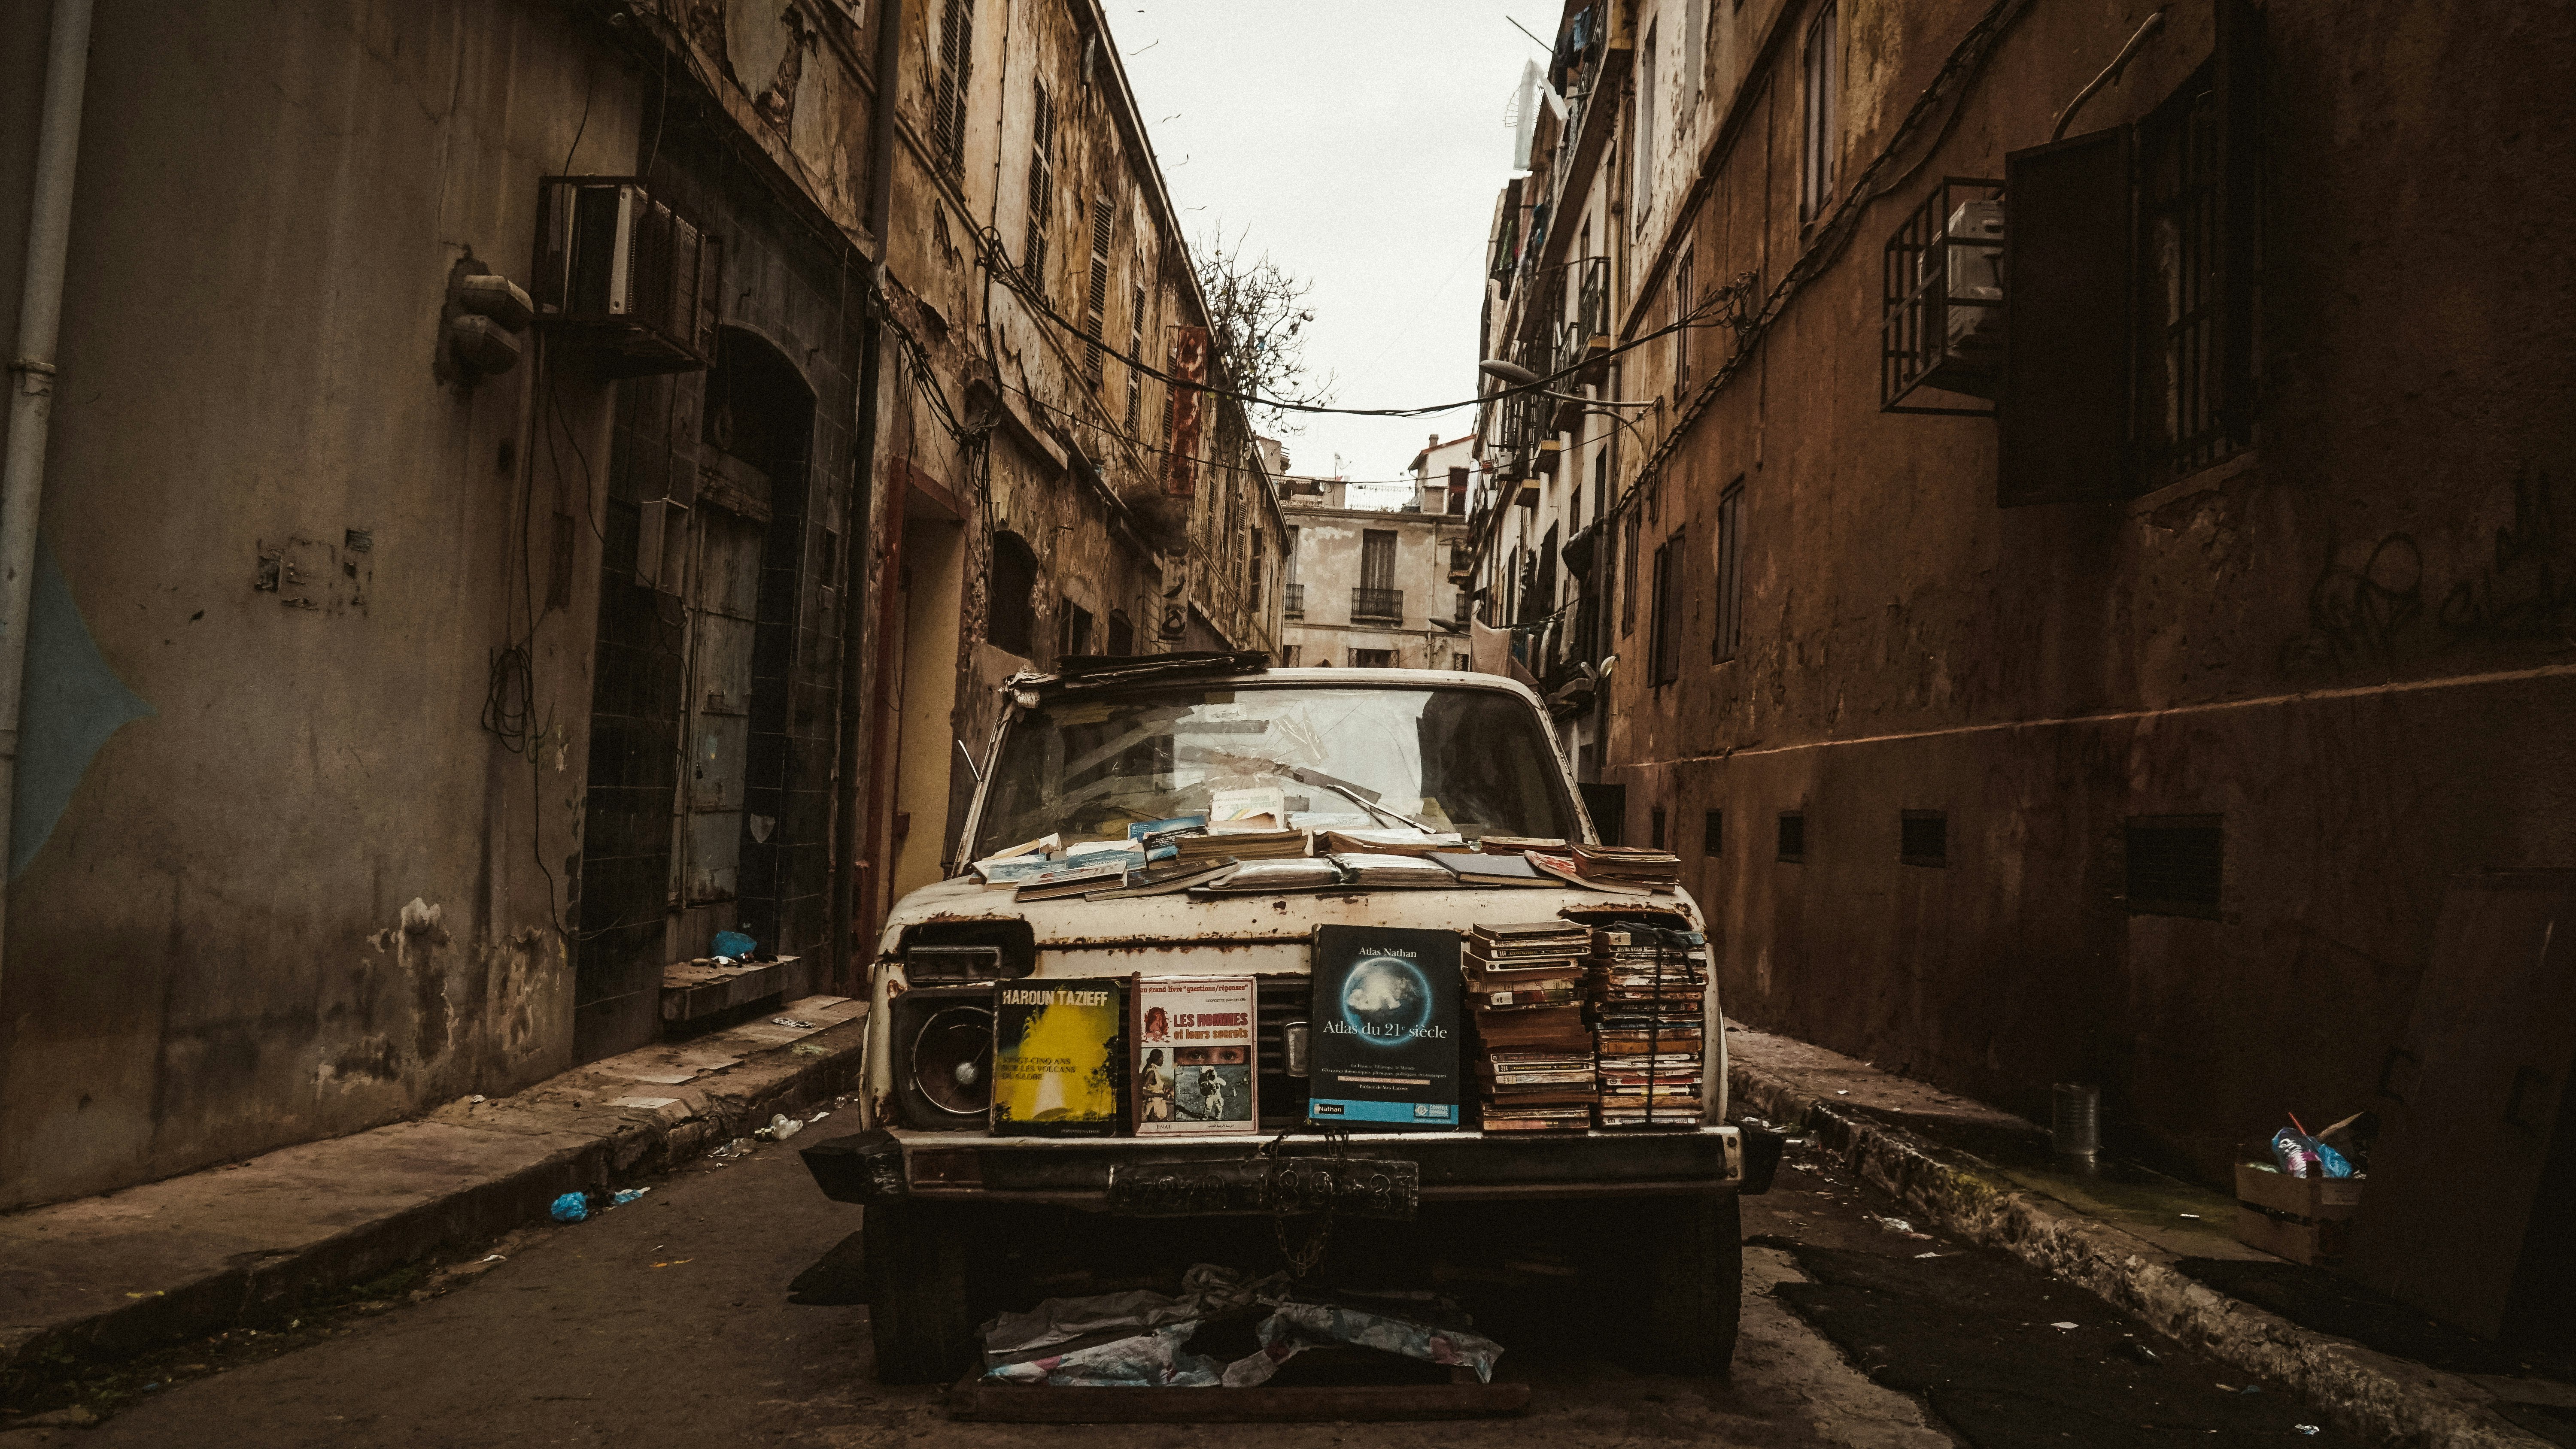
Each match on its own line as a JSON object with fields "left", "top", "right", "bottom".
{"left": 1306, "top": 925, "right": 1462, "bottom": 1129}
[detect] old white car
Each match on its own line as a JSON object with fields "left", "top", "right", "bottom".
{"left": 802, "top": 657, "right": 1767, "bottom": 1381}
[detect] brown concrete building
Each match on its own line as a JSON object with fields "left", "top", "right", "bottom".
{"left": 1482, "top": 0, "right": 2576, "bottom": 1180}
{"left": 0, "top": 0, "right": 1274, "bottom": 1210}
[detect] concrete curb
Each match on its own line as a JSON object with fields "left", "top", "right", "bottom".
{"left": 1728, "top": 1055, "right": 2550, "bottom": 1449}
{"left": 0, "top": 1016, "right": 866, "bottom": 1387}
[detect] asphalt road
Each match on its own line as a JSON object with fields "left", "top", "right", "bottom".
{"left": 2, "top": 1116, "right": 2369, "bottom": 1448}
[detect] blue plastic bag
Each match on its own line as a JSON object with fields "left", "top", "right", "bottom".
{"left": 549, "top": 1191, "right": 589, "bottom": 1223}
{"left": 711, "top": 930, "right": 757, "bottom": 959}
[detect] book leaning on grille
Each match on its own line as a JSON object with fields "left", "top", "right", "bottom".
{"left": 1588, "top": 925, "right": 1709, "bottom": 1128}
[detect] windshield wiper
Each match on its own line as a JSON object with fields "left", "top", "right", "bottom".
{"left": 1176, "top": 746, "right": 1439, "bottom": 833}
{"left": 1296, "top": 772, "right": 1439, "bottom": 834}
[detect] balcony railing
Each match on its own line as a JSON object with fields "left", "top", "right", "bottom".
{"left": 1351, "top": 586, "right": 1403, "bottom": 621}
{"left": 1284, "top": 583, "right": 1304, "bottom": 617}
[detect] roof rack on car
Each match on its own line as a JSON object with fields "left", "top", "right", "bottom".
{"left": 1011, "top": 650, "right": 1270, "bottom": 697}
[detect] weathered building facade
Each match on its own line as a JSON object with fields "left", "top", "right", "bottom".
{"left": 1276, "top": 458, "right": 1471, "bottom": 672}
{"left": 1479, "top": 0, "right": 2576, "bottom": 1181}
{"left": 0, "top": 0, "right": 1274, "bottom": 1210}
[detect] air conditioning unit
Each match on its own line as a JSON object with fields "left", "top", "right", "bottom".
{"left": 1940, "top": 199, "right": 2005, "bottom": 361}
{"left": 532, "top": 177, "right": 721, "bottom": 377}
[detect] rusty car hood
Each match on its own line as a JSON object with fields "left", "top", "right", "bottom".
{"left": 877, "top": 873, "right": 1702, "bottom": 963}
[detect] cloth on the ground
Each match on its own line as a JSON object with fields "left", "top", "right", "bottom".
{"left": 982, "top": 1321, "right": 1222, "bottom": 1388}
{"left": 1222, "top": 1297, "right": 1504, "bottom": 1386}
{"left": 979, "top": 1263, "right": 1266, "bottom": 1367}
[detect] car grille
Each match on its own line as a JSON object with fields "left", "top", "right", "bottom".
{"left": 1256, "top": 975, "right": 1312, "bottom": 1127}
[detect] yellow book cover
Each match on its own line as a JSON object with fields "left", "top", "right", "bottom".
{"left": 991, "top": 979, "right": 1124, "bottom": 1136}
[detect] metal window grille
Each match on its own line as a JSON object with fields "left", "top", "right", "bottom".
{"left": 1619, "top": 507, "right": 1641, "bottom": 636}
{"left": 1900, "top": 809, "right": 1948, "bottom": 867}
{"left": 933, "top": 0, "right": 974, "bottom": 177}
{"left": 2139, "top": 78, "right": 2250, "bottom": 479}
{"left": 1351, "top": 587, "right": 1403, "bottom": 621}
{"left": 1777, "top": 812, "right": 1806, "bottom": 863}
{"left": 1022, "top": 82, "right": 1052, "bottom": 290}
{"left": 2126, "top": 815, "right": 2224, "bottom": 918}
{"left": 1712, "top": 479, "right": 1743, "bottom": 661}
{"left": 1282, "top": 583, "right": 1303, "bottom": 617}
{"left": 1880, "top": 177, "right": 2005, "bottom": 414}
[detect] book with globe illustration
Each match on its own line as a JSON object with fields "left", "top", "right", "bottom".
{"left": 990, "top": 978, "right": 1125, "bottom": 1136}
{"left": 1306, "top": 925, "right": 1462, "bottom": 1128}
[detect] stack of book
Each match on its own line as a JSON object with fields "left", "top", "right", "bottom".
{"left": 1320, "top": 828, "right": 1464, "bottom": 856}
{"left": 1476, "top": 835, "right": 1566, "bottom": 855}
{"left": 1570, "top": 844, "right": 1682, "bottom": 887}
{"left": 1464, "top": 922, "right": 1597, "bottom": 1131}
{"left": 1589, "top": 926, "right": 1709, "bottom": 1128}
{"left": 1175, "top": 828, "right": 1309, "bottom": 864}
{"left": 1328, "top": 852, "right": 1457, "bottom": 888}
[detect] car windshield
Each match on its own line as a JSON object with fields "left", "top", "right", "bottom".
{"left": 972, "top": 684, "right": 1583, "bottom": 858}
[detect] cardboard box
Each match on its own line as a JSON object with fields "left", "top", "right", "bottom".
{"left": 2235, "top": 1205, "right": 2352, "bottom": 1266}
{"left": 2234, "top": 1162, "right": 2364, "bottom": 1220}
{"left": 2233, "top": 1163, "right": 2365, "bottom": 1265}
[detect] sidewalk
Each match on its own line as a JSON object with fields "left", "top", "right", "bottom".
{"left": 0, "top": 997, "right": 868, "bottom": 1391}
{"left": 1726, "top": 1026, "right": 2575, "bottom": 1449}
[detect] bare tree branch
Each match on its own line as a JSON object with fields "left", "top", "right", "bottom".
{"left": 1192, "top": 223, "right": 1335, "bottom": 435}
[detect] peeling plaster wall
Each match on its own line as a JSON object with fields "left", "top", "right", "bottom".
{"left": 0, "top": 0, "right": 632, "bottom": 1208}
{"left": 1592, "top": 0, "right": 2576, "bottom": 1180}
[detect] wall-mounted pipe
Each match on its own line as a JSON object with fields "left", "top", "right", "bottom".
{"left": 0, "top": 0, "right": 97, "bottom": 1030}
{"left": 830, "top": 0, "right": 905, "bottom": 989}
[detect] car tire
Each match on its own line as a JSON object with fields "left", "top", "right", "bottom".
{"left": 1607, "top": 1192, "right": 1744, "bottom": 1376}
{"left": 862, "top": 1201, "right": 978, "bottom": 1384}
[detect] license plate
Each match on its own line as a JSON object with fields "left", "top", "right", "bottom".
{"left": 1106, "top": 1158, "right": 1419, "bottom": 1219}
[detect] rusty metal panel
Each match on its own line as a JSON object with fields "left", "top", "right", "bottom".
{"left": 1998, "top": 127, "right": 2133, "bottom": 506}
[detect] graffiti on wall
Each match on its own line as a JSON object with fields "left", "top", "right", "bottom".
{"left": 2279, "top": 469, "right": 2576, "bottom": 673}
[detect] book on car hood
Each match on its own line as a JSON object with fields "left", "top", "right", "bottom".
{"left": 991, "top": 979, "right": 1125, "bottom": 1136}
{"left": 1306, "top": 925, "right": 1462, "bottom": 1128}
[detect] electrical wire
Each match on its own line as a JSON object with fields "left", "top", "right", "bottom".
{"left": 963, "top": 212, "right": 1742, "bottom": 420}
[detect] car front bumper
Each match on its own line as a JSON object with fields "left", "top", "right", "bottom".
{"left": 801, "top": 1124, "right": 1781, "bottom": 1210}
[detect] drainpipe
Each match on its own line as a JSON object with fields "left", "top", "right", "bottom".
{"left": 0, "top": 0, "right": 96, "bottom": 1010}
{"left": 829, "top": 0, "right": 902, "bottom": 990}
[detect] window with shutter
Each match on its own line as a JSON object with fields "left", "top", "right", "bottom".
{"left": 1632, "top": 25, "right": 1658, "bottom": 231}
{"left": 1650, "top": 528, "right": 1685, "bottom": 685}
{"left": 1998, "top": 127, "right": 2134, "bottom": 505}
{"left": 1023, "top": 82, "right": 1053, "bottom": 290}
{"left": 1712, "top": 479, "right": 1744, "bottom": 661}
{"left": 1619, "top": 506, "right": 1641, "bottom": 636}
{"left": 1123, "top": 280, "right": 1145, "bottom": 432}
{"left": 1800, "top": 3, "right": 1839, "bottom": 224}
{"left": 1084, "top": 195, "right": 1114, "bottom": 387}
{"left": 1674, "top": 247, "right": 1695, "bottom": 397}
{"left": 934, "top": 0, "right": 975, "bottom": 177}
{"left": 1360, "top": 531, "right": 1397, "bottom": 592}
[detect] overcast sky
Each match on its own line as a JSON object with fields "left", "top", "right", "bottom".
{"left": 1116, "top": 2, "right": 1550, "bottom": 506}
